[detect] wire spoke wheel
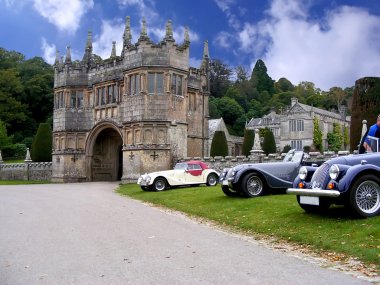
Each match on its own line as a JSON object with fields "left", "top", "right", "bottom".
{"left": 355, "top": 180, "right": 380, "bottom": 214}
{"left": 246, "top": 176, "right": 263, "bottom": 196}
{"left": 154, "top": 178, "right": 167, "bottom": 191}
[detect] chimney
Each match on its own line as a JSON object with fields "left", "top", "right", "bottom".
{"left": 291, "top": 97, "right": 298, "bottom": 107}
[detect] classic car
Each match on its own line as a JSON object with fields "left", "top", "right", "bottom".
{"left": 137, "top": 160, "right": 219, "bottom": 191}
{"left": 287, "top": 136, "right": 380, "bottom": 218}
{"left": 219, "top": 149, "right": 318, "bottom": 198}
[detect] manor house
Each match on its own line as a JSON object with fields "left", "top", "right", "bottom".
{"left": 52, "top": 17, "right": 210, "bottom": 183}
{"left": 246, "top": 98, "right": 351, "bottom": 151}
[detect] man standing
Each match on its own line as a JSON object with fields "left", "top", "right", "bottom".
{"left": 363, "top": 114, "right": 380, "bottom": 152}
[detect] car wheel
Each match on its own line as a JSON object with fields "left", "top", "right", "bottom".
{"left": 241, "top": 172, "right": 266, "bottom": 198}
{"left": 153, "top": 177, "right": 167, "bottom": 191}
{"left": 296, "top": 196, "right": 331, "bottom": 213}
{"left": 222, "top": 185, "right": 239, "bottom": 197}
{"left": 348, "top": 174, "right": 380, "bottom": 218}
{"left": 206, "top": 173, "right": 218, "bottom": 186}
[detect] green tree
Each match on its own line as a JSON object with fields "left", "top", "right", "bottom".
{"left": 250, "top": 59, "right": 275, "bottom": 95}
{"left": 0, "top": 120, "right": 12, "bottom": 150}
{"left": 343, "top": 126, "right": 350, "bottom": 150}
{"left": 274, "top": 77, "right": 294, "bottom": 93}
{"left": 327, "top": 123, "right": 343, "bottom": 152}
{"left": 209, "top": 59, "right": 232, "bottom": 98}
{"left": 313, "top": 118, "right": 323, "bottom": 152}
{"left": 31, "top": 123, "right": 52, "bottom": 162}
{"left": 262, "top": 127, "right": 276, "bottom": 155}
{"left": 210, "top": 131, "right": 228, "bottom": 157}
{"left": 242, "top": 128, "right": 255, "bottom": 156}
{"left": 215, "top": 97, "right": 244, "bottom": 126}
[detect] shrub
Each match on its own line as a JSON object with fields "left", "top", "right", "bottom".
{"left": 282, "top": 145, "right": 291, "bottom": 153}
{"left": 210, "top": 131, "right": 228, "bottom": 157}
{"left": 2, "top": 143, "right": 26, "bottom": 159}
{"left": 242, "top": 128, "right": 255, "bottom": 156}
{"left": 262, "top": 127, "right": 276, "bottom": 155}
{"left": 31, "top": 123, "right": 52, "bottom": 162}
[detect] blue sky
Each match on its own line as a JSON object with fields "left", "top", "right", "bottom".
{"left": 1, "top": 0, "right": 380, "bottom": 91}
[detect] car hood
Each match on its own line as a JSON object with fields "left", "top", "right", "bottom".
{"left": 142, "top": 169, "right": 184, "bottom": 177}
{"left": 234, "top": 161, "right": 297, "bottom": 172}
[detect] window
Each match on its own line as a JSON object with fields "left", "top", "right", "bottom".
{"left": 289, "top": 119, "right": 304, "bottom": 132}
{"left": 55, "top": 91, "right": 65, "bottom": 109}
{"left": 96, "top": 84, "right": 118, "bottom": 106}
{"left": 291, "top": 140, "right": 303, "bottom": 150}
{"left": 148, "top": 73, "right": 164, "bottom": 95}
{"left": 129, "top": 74, "right": 140, "bottom": 96}
{"left": 171, "top": 74, "right": 183, "bottom": 96}
{"left": 70, "top": 91, "right": 84, "bottom": 108}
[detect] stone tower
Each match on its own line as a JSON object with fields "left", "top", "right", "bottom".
{"left": 52, "top": 18, "right": 210, "bottom": 183}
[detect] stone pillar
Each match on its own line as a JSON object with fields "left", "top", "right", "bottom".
{"left": 25, "top": 148, "right": 32, "bottom": 162}
{"left": 0, "top": 150, "right": 3, "bottom": 163}
{"left": 250, "top": 129, "right": 263, "bottom": 162}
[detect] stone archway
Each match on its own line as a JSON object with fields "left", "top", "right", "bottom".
{"left": 87, "top": 126, "right": 123, "bottom": 181}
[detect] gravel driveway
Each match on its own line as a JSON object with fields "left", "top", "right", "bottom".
{"left": 0, "top": 182, "right": 375, "bottom": 285}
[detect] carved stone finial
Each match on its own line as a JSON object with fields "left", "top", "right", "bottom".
{"left": 184, "top": 26, "right": 190, "bottom": 43}
{"left": 111, "top": 41, "right": 116, "bottom": 58}
{"left": 65, "top": 45, "right": 72, "bottom": 64}
{"left": 123, "top": 16, "right": 132, "bottom": 45}
{"left": 141, "top": 18, "right": 147, "bottom": 37}
{"left": 165, "top": 20, "right": 174, "bottom": 40}
{"left": 25, "top": 148, "right": 32, "bottom": 162}
{"left": 86, "top": 31, "right": 93, "bottom": 49}
{"left": 54, "top": 49, "right": 60, "bottom": 66}
{"left": 203, "top": 40, "right": 209, "bottom": 59}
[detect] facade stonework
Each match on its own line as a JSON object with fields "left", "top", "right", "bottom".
{"left": 247, "top": 98, "right": 351, "bottom": 151}
{"left": 52, "top": 18, "right": 210, "bottom": 183}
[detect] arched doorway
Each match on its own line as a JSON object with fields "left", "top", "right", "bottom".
{"left": 89, "top": 127, "right": 123, "bottom": 181}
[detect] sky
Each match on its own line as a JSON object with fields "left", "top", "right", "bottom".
{"left": 1, "top": 0, "right": 380, "bottom": 91}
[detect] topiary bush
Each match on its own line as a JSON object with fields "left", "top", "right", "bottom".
{"left": 210, "top": 130, "right": 228, "bottom": 157}
{"left": 242, "top": 128, "right": 255, "bottom": 156}
{"left": 262, "top": 127, "right": 276, "bottom": 155}
{"left": 31, "top": 123, "right": 52, "bottom": 162}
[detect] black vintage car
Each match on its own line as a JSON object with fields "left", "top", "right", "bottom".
{"left": 287, "top": 136, "right": 380, "bottom": 218}
{"left": 220, "top": 150, "right": 318, "bottom": 198}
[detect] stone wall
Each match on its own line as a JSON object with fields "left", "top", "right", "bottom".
{"left": 0, "top": 162, "right": 52, "bottom": 181}
{"left": 0, "top": 150, "right": 352, "bottom": 182}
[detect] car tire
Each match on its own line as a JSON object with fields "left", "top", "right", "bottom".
{"left": 222, "top": 185, "right": 239, "bottom": 197}
{"left": 296, "top": 196, "right": 331, "bottom": 213}
{"left": 348, "top": 174, "right": 380, "bottom": 218}
{"left": 206, "top": 173, "right": 218, "bottom": 186}
{"left": 153, "top": 177, "right": 167, "bottom": 191}
{"left": 240, "top": 172, "right": 266, "bottom": 198}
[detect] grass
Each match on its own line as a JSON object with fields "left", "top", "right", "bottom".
{"left": 118, "top": 184, "right": 380, "bottom": 272}
{"left": 0, "top": 180, "right": 51, "bottom": 185}
{"left": 2, "top": 159, "right": 24, "bottom": 163}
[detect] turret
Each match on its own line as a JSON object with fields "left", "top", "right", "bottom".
{"left": 138, "top": 18, "right": 150, "bottom": 42}
{"left": 111, "top": 41, "right": 116, "bottom": 59}
{"left": 164, "top": 20, "right": 174, "bottom": 42}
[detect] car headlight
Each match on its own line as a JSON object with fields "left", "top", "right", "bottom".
{"left": 298, "top": 166, "right": 308, "bottom": 180}
{"left": 329, "top": 164, "right": 339, "bottom": 180}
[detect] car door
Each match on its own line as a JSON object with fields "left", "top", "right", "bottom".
{"left": 184, "top": 164, "right": 203, "bottom": 183}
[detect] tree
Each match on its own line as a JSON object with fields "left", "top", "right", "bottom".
{"left": 210, "top": 131, "right": 228, "bottom": 157}
{"left": 209, "top": 59, "right": 232, "bottom": 98}
{"left": 214, "top": 97, "right": 244, "bottom": 126}
{"left": 262, "top": 127, "right": 276, "bottom": 155}
{"left": 0, "top": 120, "right": 12, "bottom": 150}
{"left": 313, "top": 118, "right": 323, "bottom": 152}
{"left": 31, "top": 123, "right": 52, "bottom": 162}
{"left": 327, "top": 123, "right": 343, "bottom": 152}
{"left": 275, "top": 77, "right": 294, "bottom": 93}
{"left": 242, "top": 128, "right": 255, "bottom": 156}
{"left": 250, "top": 59, "right": 275, "bottom": 95}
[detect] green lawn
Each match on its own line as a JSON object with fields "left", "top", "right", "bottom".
{"left": 118, "top": 184, "right": 380, "bottom": 272}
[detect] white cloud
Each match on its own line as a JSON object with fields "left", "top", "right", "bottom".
{"left": 214, "top": 0, "right": 240, "bottom": 30}
{"left": 240, "top": 0, "right": 380, "bottom": 90}
{"left": 92, "top": 20, "right": 125, "bottom": 59}
{"left": 189, "top": 57, "right": 202, "bottom": 68}
{"left": 33, "top": 0, "right": 94, "bottom": 33}
{"left": 41, "top": 38, "right": 56, "bottom": 64}
{"left": 213, "top": 31, "right": 234, "bottom": 49}
{"left": 117, "top": 0, "right": 158, "bottom": 22}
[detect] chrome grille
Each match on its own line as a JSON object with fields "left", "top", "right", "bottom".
{"left": 310, "top": 163, "right": 330, "bottom": 188}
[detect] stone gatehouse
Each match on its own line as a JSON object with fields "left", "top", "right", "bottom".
{"left": 52, "top": 17, "right": 210, "bottom": 183}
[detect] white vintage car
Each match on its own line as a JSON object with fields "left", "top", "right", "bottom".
{"left": 137, "top": 161, "right": 219, "bottom": 191}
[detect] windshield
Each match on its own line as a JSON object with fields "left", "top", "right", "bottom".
{"left": 367, "top": 136, "right": 379, "bottom": 153}
{"left": 174, "top": 163, "right": 188, "bottom": 170}
{"left": 283, "top": 149, "right": 303, "bottom": 163}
